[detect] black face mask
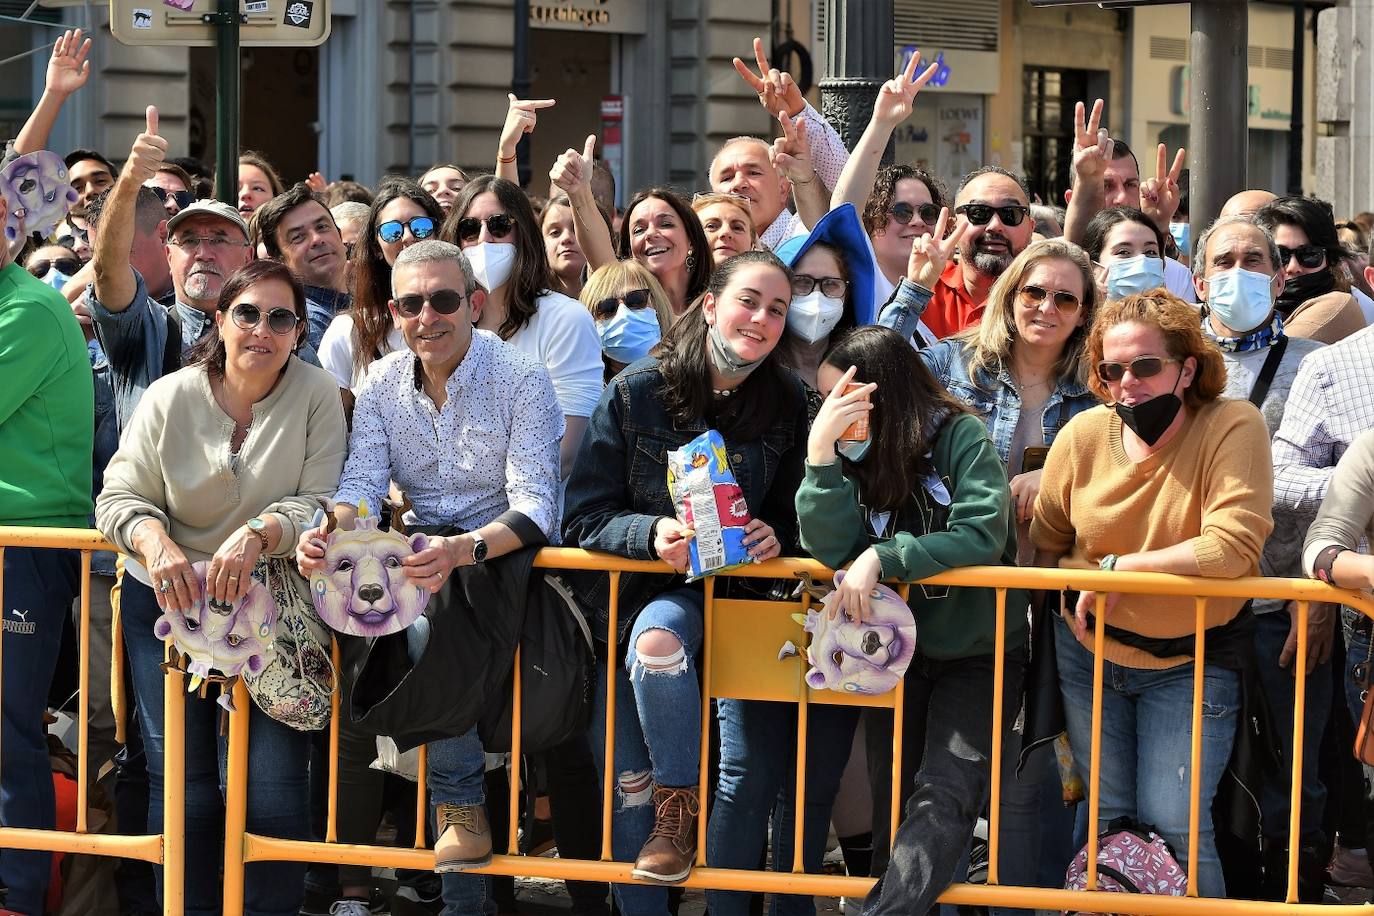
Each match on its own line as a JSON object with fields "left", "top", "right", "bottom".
{"left": 1275, "top": 269, "right": 1335, "bottom": 316}
{"left": 1114, "top": 366, "right": 1184, "bottom": 446}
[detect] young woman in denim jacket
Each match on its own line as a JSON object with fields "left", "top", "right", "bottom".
{"left": 918, "top": 238, "right": 1100, "bottom": 908}
{"left": 562, "top": 250, "right": 809, "bottom": 913}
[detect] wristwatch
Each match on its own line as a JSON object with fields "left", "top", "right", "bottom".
{"left": 1099, "top": 553, "right": 1120, "bottom": 572}
{"left": 470, "top": 532, "right": 488, "bottom": 564}
{"left": 245, "top": 516, "right": 270, "bottom": 552}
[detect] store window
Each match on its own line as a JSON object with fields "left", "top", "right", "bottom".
{"left": 1023, "top": 66, "right": 1106, "bottom": 205}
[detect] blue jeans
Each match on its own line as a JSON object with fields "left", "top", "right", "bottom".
{"left": 990, "top": 736, "right": 1075, "bottom": 916}
{"left": 588, "top": 587, "right": 704, "bottom": 916}
{"left": 427, "top": 728, "right": 492, "bottom": 916}
{"left": 1052, "top": 614, "right": 1239, "bottom": 898}
{"left": 122, "top": 573, "right": 311, "bottom": 916}
{"left": 0, "top": 547, "right": 78, "bottom": 915}
{"left": 706, "top": 699, "right": 858, "bottom": 916}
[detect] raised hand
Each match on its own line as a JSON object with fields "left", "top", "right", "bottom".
{"left": 549, "top": 133, "right": 597, "bottom": 196}
{"left": 46, "top": 29, "right": 92, "bottom": 97}
{"left": 305, "top": 171, "right": 327, "bottom": 194}
{"left": 1070, "top": 99, "right": 1110, "bottom": 187}
{"left": 499, "top": 93, "right": 556, "bottom": 159}
{"left": 733, "top": 36, "right": 805, "bottom": 119}
{"left": 126, "top": 106, "right": 168, "bottom": 183}
{"left": 907, "top": 207, "right": 967, "bottom": 289}
{"left": 1140, "top": 143, "right": 1186, "bottom": 229}
{"left": 769, "top": 112, "right": 813, "bottom": 185}
{"left": 872, "top": 51, "right": 940, "bottom": 129}
{"left": 807, "top": 364, "right": 877, "bottom": 465}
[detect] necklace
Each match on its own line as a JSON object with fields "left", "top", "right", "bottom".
{"left": 712, "top": 387, "right": 734, "bottom": 398}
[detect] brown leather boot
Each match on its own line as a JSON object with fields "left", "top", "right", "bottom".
{"left": 631, "top": 784, "right": 700, "bottom": 884}
{"left": 433, "top": 803, "right": 492, "bottom": 873}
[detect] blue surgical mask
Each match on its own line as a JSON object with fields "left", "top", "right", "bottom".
{"left": 1105, "top": 255, "right": 1166, "bottom": 300}
{"left": 1169, "top": 221, "right": 1191, "bottom": 258}
{"left": 598, "top": 305, "right": 661, "bottom": 364}
{"left": 838, "top": 438, "right": 871, "bottom": 462}
{"left": 41, "top": 268, "right": 70, "bottom": 291}
{"left": 1206, "top": 267, "right": 1275, "bottom": 334}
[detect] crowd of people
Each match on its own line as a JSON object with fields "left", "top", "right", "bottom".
{"left": 8, "top": 26, "right": 1374, "bottom": 916}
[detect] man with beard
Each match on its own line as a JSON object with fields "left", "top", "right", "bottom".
{"left": 922, "top": 166, "right": 1035, "bottom": 339}
{"left": 88, "top": 106, "right": 317, "bottom": 430}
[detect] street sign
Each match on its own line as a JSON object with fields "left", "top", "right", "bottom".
{"left": 101, "top": 0, "right": 330, "bottom": 46}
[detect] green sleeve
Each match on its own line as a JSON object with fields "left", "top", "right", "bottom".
{"left": 795, "top": 459, "right": 869, "bottom": 570}
{"left": 872, "top": 414, "right": 1012, "bottom": 581}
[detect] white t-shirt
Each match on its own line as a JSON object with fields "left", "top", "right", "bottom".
{"left": 1164, "top": 256, "right": 1197, "bottom": 303}
{"left": 318, "top": 314, "right": 404, "bottom": 391}
{"left": 507, "top": 290, "right": 604, "bottom": 419}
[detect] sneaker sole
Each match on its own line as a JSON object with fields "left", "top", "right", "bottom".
{"left": 630, "top": 864, "right": 692, "bottom": 884}
{"left": 433, "top": 852, "right": 493, "bottom": 874}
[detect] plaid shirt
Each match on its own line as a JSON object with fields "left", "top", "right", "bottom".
{"left": 1272, "top": 323, "right": 1374, "bottom": 513}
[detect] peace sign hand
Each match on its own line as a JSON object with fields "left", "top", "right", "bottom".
{"left": 733, "top": 36, "right": 806, "bottom": 119}
{"left": 499, "top": 94, "right": 556, "bottom": 159}
{"left": 907, "top": 207, "right": 966, "bottom": 290}
{"left": 1070, "top": 99, "right": 1110, "bottom": 186}
{"left": 872, "top": 51, "right": 940, "bottom": 129}
{"left": 769, "top": 112, "right": 813, "bottom": 184}
{"left": 1140, "top": 143, "right": 1186, "bottom": 229}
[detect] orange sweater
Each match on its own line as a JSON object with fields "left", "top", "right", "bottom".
{"left": 1030, "top": 399, "right": 1274, "bottom": 668}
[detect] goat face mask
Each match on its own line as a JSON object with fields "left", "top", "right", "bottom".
{"left": 2, "top": 151, "right": 77, "bottom": 243}
{"left": 308, "top": 502, "right": 432, "bottom": 637}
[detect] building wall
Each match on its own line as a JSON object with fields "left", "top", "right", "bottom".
{"left": 1316, "top": 0, "right": 1374, "bottom": 215}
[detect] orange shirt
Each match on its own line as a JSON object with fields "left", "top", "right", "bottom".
{"left": 924, "top": 260, "right": 986, "bottom": 340}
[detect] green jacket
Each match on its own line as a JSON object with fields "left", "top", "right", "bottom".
{"left": 795, "top": 411, "right": 1026, "bottom": 660}
{"left": 0, "top": 262, "right": 94, "bottom": 527}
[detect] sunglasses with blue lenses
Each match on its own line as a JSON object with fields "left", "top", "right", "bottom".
{"left": 377, "top": 216, "right": 437, "bottom": 244}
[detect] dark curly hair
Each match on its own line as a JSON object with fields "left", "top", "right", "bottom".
{"left": 860, "top": 165, "right": 947, "bottom": 236}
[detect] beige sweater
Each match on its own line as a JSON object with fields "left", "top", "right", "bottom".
{"left": 96, "top": 358, "right": 347, "bottom": 584}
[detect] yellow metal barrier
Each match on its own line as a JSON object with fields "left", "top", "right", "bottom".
{"left": 5, "top": 527, "right": 1374, "bottom": 916}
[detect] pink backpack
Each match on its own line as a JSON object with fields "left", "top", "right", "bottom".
{"left": 1063, "top": 817, "right": 1188, "bottom": 913}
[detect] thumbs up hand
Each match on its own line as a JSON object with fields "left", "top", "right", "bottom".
{"left": 550, "top": 134, "right": 598, "bottom": 197}
{"left": 127, "top": 105, "right": 169, "bottom": 183}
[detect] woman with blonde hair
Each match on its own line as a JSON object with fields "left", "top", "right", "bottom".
{"left": 691, "top": 192, "right": 757, "bottom": 266}
{"left": 580, "top": 259, "right": 673, "bottom": 380}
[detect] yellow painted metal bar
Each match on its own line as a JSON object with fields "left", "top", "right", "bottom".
{"left": 507, "top": 645, "right": 523, "bottom": 857}
{"left": 76, "top": 550, "right": 91, "bottom": 833}
{"left": 1086, "top": 592, "right": 1107, "bottom": 891}
{"left": 601, "top": 571, "right": 620, "bottom": 862}
{"left": 890, "top": 583, "right": 912, "bottom": 846}
{"left": 987, "top": 587, "right": 1007, "bottom": 886}
{"left": 1186, "top": 598, "right": 1206, "bottom": 896}
{"left": 0, "top": 826, "right": 162, "bottom": 860}
{"left": 792, "top": 588, "right": 811, "bottom": 874}
{"left": 326, "top": 640, "right": 340, "bottom": 843}
{"left": 161, "top": 641, "right": 185, "bottom": 915}
{"left": 1287, "top": 599, "right": 1310, "bottom": 905}
{"left": 221, "top": 680, "right": 251, "bottom": 916}
{"left": 415, "top": 744, "right": 428, "bottom": 849}
{"left": 696, "top": 576, "right": 715, "bottom": 867}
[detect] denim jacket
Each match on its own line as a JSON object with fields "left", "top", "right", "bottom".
{"left": 562, "top": 358, "right": 809, "bottom": 644}
{"left": 919, "top": 337, "right": 1098, "bottom": 467}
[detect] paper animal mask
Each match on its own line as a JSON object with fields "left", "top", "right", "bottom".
{"left": 154, "top": 561, "right": 277, "bottom": 692}
{"left": 2, "top": 151, "right": 77, "bottom": 243}
{"left": 780, "top": 570, "right": 916, "bottom": 695}
{"left": 309, "top": 499, "right": 432, "bottom": 637}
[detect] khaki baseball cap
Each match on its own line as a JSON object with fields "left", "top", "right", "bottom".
{"left": 166, "top": 199, "right": 249, "bottom": 238}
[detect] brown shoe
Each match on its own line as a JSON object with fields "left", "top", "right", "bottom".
{"left": 433, "top": 803, "right": 492, "bottom": 873}
{"left": 631, "top": 785, "right": 700, "bottom": 884}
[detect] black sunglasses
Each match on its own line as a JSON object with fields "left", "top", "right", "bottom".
{"left": 955, "top": 203, "right": 1030, "bottom": 227}
{"left": 1095, "top": 356, "right": 1180, "bottom": 383}
{"left": 377, "top": 216, "right": 436, "bottom": 244}
{"left": 27, "top": 257, "right": 80, "bottom": 278}
{"left": 1277, "top": 244, "right": 1326, "bottom": 269}
{"left": 455, "top": 213, "right": 514, "bottom": 243}
{"left": 394, "top": 289, "right": 467, "bottom": 318}
{"left": 224, "top": 302, "right": 301, "bottom": 335}
{"left": 1018, "top": 284, "right": 1082, "bottom": 314}
{"left": 792, "top": 275, "right": 849, "bottom": 298}
{"left": 149, "top": 186, "right": 196, "bottom": 210}
{"left": 592, "top": 288, "right": 652, "bottom": 320}
{"left": 889, "top": 201, "right": 941, "bottom": 227}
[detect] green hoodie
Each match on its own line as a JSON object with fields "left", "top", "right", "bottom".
{"left": 0, "top": 262, "right": 93, "bottom": 527}
{"left": 795, "top": 411, "right": 1026, "bottom": 660}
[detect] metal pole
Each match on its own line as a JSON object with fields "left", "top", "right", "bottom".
{"left": 1287, "top": 0, "right": 1305, "bottom": 194}
{"left": 512, "top": 0, "right": 531, "bottom": 187}
{"left": 818, "top": 0, "right": 894, "bottom": 155}
{"left": 211, "top": 0, "right": 241, "bottom": 205}
{"left": 1188, "top": 0, "right": 1248, "bottom": 237}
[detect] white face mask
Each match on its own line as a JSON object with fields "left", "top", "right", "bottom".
{"left": 463, "top": 242, "right": 517, "bottom": 292}
{"left": 786, "top": 290, "right": 844, "bottom": 344}
{"left": 1207, "top": 266, "right": 1275, "bottom": 334}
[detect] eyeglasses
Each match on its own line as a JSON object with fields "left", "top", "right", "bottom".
{"left": 27, "top": 257, "right": 80, "bottom": 277}
{"left": 592, "top": 288, "right": 652, "bottom": 320}
{"left": 454, "top": 213, "right": 514, "bottom": 243}
{"left": 792, "top": 275, "right": 849, "bottom": 298}
{"left": 393, "top": 289, "right": 467, "bottom": 318}
{"left": 1277, "top": 243, "right": 1325, "bottom": 269}
{"left": 169, "top": 235, "right": 248, "bottom": 251}
{"left": 223, "top": 302, "right": 301, "bottom": 335}
{"left": 149, "top": 186, "right": 196, "bottom": 211}
{"left": 955, "top": 203, "right": 1030, "bottom": 227}
{"left": 1018, "top": 284, "right": 1082, "bottom": 314}
{"left": 1095, "top": 356, "right": 1180, "bottom": 383}
{"left": 889, "top": 201, "right": 941, "bottom": 226}
{"left": 377, "top": 216, "right": 436, "bottom": 244}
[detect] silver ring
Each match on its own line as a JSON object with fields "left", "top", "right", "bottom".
{"left": 159, "top": 579, "right": 171, "bottom": 593}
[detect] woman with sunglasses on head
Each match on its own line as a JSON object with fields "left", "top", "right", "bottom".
{"left": 95, "top": 260, "right": 346, "bottom": 916}
{"left": 1082, "top": 207, "right": 1169, "bottom": 302}
{"left": 692, "top": 192, "right": 758, "bottom": 266}
{"left": 580, "top": 260, "right": 674, "bottom": 380}
{"left": 1254, "top": 196, "right": 1371, "bottom": 339}
{"left": 1031, "top": 290, "right": 1273, "bottom": 899}
{"left": 318, "top": 178, "right": 444, "bottom": 398}
{"left": 442, "top": 175, "right": 603, "bottom": 476}
{"left": 563, "top": 250, "right": 808, "bottom": 911}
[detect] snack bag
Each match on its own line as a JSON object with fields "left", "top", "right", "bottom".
{"left": 666, "top": 430, "right": 754, "bottom": 581}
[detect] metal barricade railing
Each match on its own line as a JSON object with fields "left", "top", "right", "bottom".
{"left": 6, "top": 527, "right": 1374, "bottom": 915}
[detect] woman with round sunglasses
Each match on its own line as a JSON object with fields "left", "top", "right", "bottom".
{"left": 563, "top": 250, "right": 808, "bottom": 910}
{"left": 442, "top": 175, "right": 603, "bottom": 476}
{"left": 580, "top": 260, "right": 674, "bottom": 380}
{"left": 692, "top": 192, "right": 757, "bottom": 266}
{"left": 1082, "top": 207, "right": 1169, "bottom": 302}
{"left": 319, "top": 179, "right": 444, "bottom": 395}
{"left": 95, "top": 259, "right": 347, "bottom": 916}
{"left": 1031, "top": 290, "right": 1273, "bottom": 899}
{"left": 1254, "top": 196, "right": 1372, "bottom": 338}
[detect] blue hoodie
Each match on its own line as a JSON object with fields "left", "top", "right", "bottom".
{"left": 774, "top": 203, "right": 887, "bottom": 327}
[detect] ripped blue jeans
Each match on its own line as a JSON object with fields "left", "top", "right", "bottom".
{"left": 1053, "top": 613, "right": 1239, "bottom": 897}
{"left": 589, "top": 587, "right": 704, "bottom": 916}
